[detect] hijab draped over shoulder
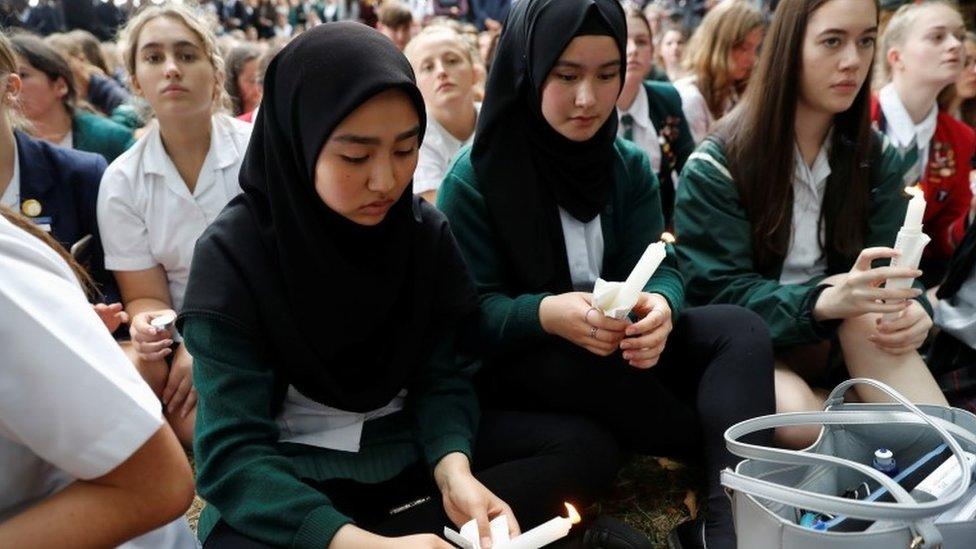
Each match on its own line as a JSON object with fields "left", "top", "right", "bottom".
{"left": 180, "top": 22, "right": 478, "bottom": 413}
{"left": 471, "top": 0, "right": 626, "bottom": 292}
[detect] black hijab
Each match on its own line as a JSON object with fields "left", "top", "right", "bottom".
{"left": 179, "top": 22, "right": 478, "bottom": 412}
{"left": 472, "top": 0, "right": 626, "bottom": 293}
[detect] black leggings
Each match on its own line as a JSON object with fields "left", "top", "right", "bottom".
{"left": 205, "top": 411, "right": 619, "bottom": 548}
{"left": 477, "top": 304, "right": 776, "bottom": 549}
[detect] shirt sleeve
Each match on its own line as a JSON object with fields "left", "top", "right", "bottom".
{"left": 97, "top": 165, "right": 157, "bottom": 272}
{"left": 414, "top": 137, "right": 449, "bottom": 195}
{"left": 184, "top": 316, "right": 352, "bottom": 549}
{"left": 675, "top": 83, "right": 710, "bottom": 145}
{"left": 0, "top": 231, "right": 162, "bottom": 480}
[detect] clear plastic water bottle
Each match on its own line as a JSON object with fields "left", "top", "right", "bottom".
{"left": 873, "top": 448, "right": 899, "bottom": 477}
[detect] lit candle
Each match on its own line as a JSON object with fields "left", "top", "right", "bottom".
{"left": 444, "top": 503, "right": 581, "bottom": 549}
{"left": 903, "top": 185, "right": 925, "bottom": 230}
{"left": 883, "top": 186, "right": 931, "bottom": 321}
{"left": 504, "top": 503, "right": 581, "bottom": 549}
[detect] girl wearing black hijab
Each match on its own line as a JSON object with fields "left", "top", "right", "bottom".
{"left": 178, "top": 22, "right": 621, "bottom": 549}
{"left": 437, "top": 1, "right": 776, "bottom": 548}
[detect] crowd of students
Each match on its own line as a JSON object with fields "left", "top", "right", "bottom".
{"left": 3, "top": 0, "right": 976, "bottom": 548}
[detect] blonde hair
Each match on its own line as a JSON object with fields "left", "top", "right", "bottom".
{"left": 118, "top": 2, "right": 230, "bottom": 114}
{"left": 0, "top": 32, "right": 28, "bottom": 131}
{"left": 682, "top": 0, "right": 764, "bottom": 119}
{"left": 405, "top": 25, "right": 476, "bottom": 67}
{"left": 879, "top": 0, "right": 962, "bottom": 83}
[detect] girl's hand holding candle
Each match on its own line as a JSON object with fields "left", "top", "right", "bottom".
{"left": 435, "top": 452, "right": 519, "bottom": 549}
{"left": 445, "top": 503, "right": 581, "bottom": 549}
{"left": 619, "top": 293, "right": 673, "bottom": 369}
{"left": 539, "top": 292, "right": 629, "bottom": 357}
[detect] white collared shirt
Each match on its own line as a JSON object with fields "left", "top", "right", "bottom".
{"left": 617, "top": 86, "right": 662, "bottom": 174}
{"left": 878, "top": 83, "right": 938, "bottom": 183}
{"left": 779, "top": 138, "right": 832, "bottom": 285}
{"left": 276, "top": 387, "right": 407, "bottom": 452}
{"left": 0, "top": 215, "right": 197, "bottom": 548}
{"left": 415, "top": 103, "right": 480, "bottom": 195}
{"left": 559, "top": 207, "right": 604, "bottom": 291}
{"left": 0, "top": 138, "right": 19, "bottom": 210}
{"left": 97, "top": 115, "right": 252, "bottom": 312}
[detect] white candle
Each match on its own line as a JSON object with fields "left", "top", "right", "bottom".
{"left": 609, "top": 241, "right": 667, "bottom": 313}
{"left": 903, "top": 185, "right": 925, "bottom": 230}
{"left": 150, "top": 312, "right": 177, "bottom": 332}
{"left": 504, "top": 503, "right": 580, "bottom": 549}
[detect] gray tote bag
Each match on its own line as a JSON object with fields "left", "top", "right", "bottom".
{"left": 721, "top": 378, "right": 976, "bottom": 549}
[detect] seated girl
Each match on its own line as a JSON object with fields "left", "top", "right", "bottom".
{"left": 180, "top": 22, "right": 620, "bottom": 549}
{"left": 616, "top": 5, "right": 694, "bottom": 227}
{"left": 675, "top": 0, "right": 947, "bottom": 449}
{"left": 673, "top": 0, "right": 764, "bottom": 144}
{"left": 437, "top": 1, "right": 776, "bottom": 548}
{"left": 98, "top": 3, "right": 253, "bottom": 447}
{"left": 405, "top": 25, "right": 480, "bottom": 205}
{"left": 10, "top": 33, "right": 134, "bottom": 163}
{"left": 872, "top": 0, "right": 975, "bottom": 287}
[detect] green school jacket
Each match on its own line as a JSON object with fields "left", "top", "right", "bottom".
{"left": 674, "top": 134, "right": 930, "bottom": 348}
{"left": 72, "top": 110, "right": 135, "bottom": 164}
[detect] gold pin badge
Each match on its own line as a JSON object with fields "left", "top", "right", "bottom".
{"left": 21, "top": 199, "right": 42, "bottom": 217}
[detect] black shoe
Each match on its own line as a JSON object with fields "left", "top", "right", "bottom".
{"left": 579, "top": 514, "right": 653, "bottom": 549}
{"left": 666, "top": 517, "right": 706, "bottom": 549}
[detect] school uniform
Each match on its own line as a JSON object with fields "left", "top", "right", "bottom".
{"left": 0, "top": 214, "right": 197, "bottom": 549}
{"left": 673, "top": 75, "right": 737, "bottom": 144}
{"left": 872, "top": 85, "right": 976, "bottom": 285}
{"left": 72, "top": 110, "right": 136, "bottom": 164}
{"left": 180, "top": 24, "right": 615, "bottom": 548}
{"left": 616, "top": 81, "right": 694, "bottom": 226}
{"left": 674, "top": 132, "right": 930, "bottom": 349}
{"left": 97, "top": 115, "right": 252, "bottom": 313}
{"left": 2, "top": 130, "right": 118, "bottom": 303}
{"left": 414, "top": 103, "right": 480, "bottom": 196}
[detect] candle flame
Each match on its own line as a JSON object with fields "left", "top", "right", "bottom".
{"left": 564, "top": 503, "right": 581, "bottom": 525}
{"left": 660, "top": 232, "right": 676, "bottom": 244}
{"left": 905, "top": 185, "right": 923, "bottom": 198}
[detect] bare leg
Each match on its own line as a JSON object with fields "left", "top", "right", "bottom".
{"left": 772, "top": 365, "right": 825, "bottom": 448}
{"left": 838, "top": 313, "right": 947, "bottom": 405}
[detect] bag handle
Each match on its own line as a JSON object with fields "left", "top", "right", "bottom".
{"left": 722, "top": 379, "right": 972, "bottom": 547}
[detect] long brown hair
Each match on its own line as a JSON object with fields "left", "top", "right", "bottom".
{"left": 714, "top": 0, "right": 879, "bottom": 275}
{"left": 683, "top": 0, "right": 764, "bottom": 119}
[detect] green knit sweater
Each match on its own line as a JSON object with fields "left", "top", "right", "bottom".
{"left": 183, "top": 316, "right": 478, "bottom": 548}
{"left": 437, "top": 138, "right": 685, "bottom": 356}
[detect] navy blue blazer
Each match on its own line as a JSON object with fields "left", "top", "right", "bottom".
{"left": 15, "top": 130, "right": 119, "bottom": 303}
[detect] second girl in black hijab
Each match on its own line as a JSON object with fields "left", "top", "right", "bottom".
{"left": 437, "top": 1, "right": 776, "bottom": 548}
{"left": 178, "top": 22, "right": 618, "bottom": 549}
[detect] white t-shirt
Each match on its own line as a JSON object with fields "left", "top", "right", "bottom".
{"left": 414, "top": 104, "right": 480, "bottom": 195}
{"left": 97, "top": 115, "right": 252, "bottom": 312}
{"left": 779, "top": 138, "right": 831, "bottom": 285}
{"left": 0, "top": 215, "right": 196, "bottom": 548}
{"left": 0, "top": 137, "right": 20, "bottom": 209}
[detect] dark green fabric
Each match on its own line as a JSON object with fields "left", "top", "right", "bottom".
{"left": 437, "top": 137, "right": 685, "bottom": 356}
{"left": 108, "top": 103, "right": 145, "bottom": 130}
{"left": 71, "top": 111, "right": 134, "bottom": 163}
{"left": 674, "top": 135, "right": 931, "bottom": 348}
{"left": 644, "top": 66, "right": 670, "bottom": 82}
{"left": 643, "top": 81, "right": 694, "bottom": 182}
{"left": 184, "top": 315, "right": 478, "bottom": 548}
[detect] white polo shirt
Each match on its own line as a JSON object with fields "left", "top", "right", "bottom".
{"left": 97, "top": 115, "right": 252, "bottom": 312}
{"left": 415, "top": 104, "right": 480, "bottom": 195}
{"left": 0, "top": 214, "right": 197, "bottom": 548}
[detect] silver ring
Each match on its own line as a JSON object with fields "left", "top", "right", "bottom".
{"left": 589, "top": 326, "right": 598, "bottom": 338}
